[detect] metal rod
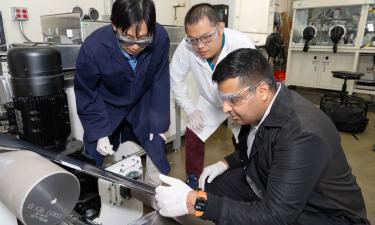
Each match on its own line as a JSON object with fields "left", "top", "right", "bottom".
{"left": 0, "top": 134, "right": 156, "bottom": 195}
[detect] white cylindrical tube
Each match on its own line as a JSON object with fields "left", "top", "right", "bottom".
{"left": 0, "top": 200, "right": 17, "bottom": 225}
{"left": 0, "top": 151, "right": 80, "bottom": 225}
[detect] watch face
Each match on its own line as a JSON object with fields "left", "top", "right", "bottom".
{"left": 195, "top": 197, "right": 207, "bottom": 212}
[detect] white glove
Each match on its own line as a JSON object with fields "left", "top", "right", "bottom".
{"left": 96, "top": 136, "right": 114, "bottom": 156}
{"left": 155, "top": 174, "right": 192, "bottom": 217}
{"left": 149, "top": 133, "right": 167, "bottom": 141}
{"left": 187, "top": 110, "right": 205, "bottom": 133}
{"left": 199, "top": 161, "right": 228, "bottom": 191}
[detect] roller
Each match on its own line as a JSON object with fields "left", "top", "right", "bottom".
{"left": 0, "top": 150, "right": 80, "bottom": 225}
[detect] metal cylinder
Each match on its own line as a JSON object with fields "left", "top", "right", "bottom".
{"left": 6, "top": 46, "right": 70, "bottom": 150}
{"left": 0, "top": 151, "right": 80, "bottom": 225}
{"left": 7, "top": 46, "right": 64, "bottom": 97}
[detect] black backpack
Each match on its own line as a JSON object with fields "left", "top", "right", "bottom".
{"left": 320, "top": 100, "right": 368, "bottom": 134}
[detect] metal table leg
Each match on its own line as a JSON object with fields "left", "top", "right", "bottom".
{"left": 173, "top": 101, "right": 181, "bottom": 152}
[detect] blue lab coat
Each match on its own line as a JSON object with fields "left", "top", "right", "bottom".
{"left": 74, "top": 24, "right": 171, "bottom": 173}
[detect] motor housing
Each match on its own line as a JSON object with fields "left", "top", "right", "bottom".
{"left": 7, "top": 46, "right": 70, "bottom": 151}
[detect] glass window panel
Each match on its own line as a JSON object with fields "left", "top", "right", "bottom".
{"left": 363, "top": 5, "right": 375, "bottom": 46}
{"left": 292, "top": 6, "right": 361, "bottom": 46}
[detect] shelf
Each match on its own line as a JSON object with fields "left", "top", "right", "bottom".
{"left": 352, "top": 88, "right": 375, "bottom": 95}
{"left": 290, "top": 44, "right": 356, "bottom": 49}
{"left": 308, "top": 18, "right": 357, "bottom": 21}
{"left": 359, "top": 48, "right": 375, "bottom": 53}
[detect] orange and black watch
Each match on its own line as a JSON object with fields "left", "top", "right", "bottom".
{"left": 194, "top": 191, "right": 207, "bottom": 217}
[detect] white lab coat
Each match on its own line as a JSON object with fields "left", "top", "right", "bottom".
{"left": 170, "top": 28, "right": 255, "bottom": 141}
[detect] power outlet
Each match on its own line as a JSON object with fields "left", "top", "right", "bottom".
{"left": 11, "top": 7, "right": 29, "bottom": 21}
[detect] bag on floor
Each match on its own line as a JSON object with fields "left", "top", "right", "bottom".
{"left": 320, "top": 102, "right": 369, "bottom": 133}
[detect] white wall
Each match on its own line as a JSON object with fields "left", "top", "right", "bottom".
{"left": 0, "top": 0, "right": 281, "bottom": 45}
{"left": 189, "top": 0, "right": 237, "bottom": 28}
{"left": 188, "top": 0, "right": 274, "bottom": 45}
{"left": 154, "top": 0, "right": 188, "bottom": 26}
{"left": 0, "top": 0, "right": 187, "bottom": 44}
{"left": 0, "top": 0, "right": 106, "bottom": 43}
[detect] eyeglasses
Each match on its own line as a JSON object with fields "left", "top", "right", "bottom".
{"left": 218, "top": 85, "right": 256, "bottom": 107}
{"left": 185, "top": 25, "right": 219, "bottom": 46}
{"left": 117, "top": 32, "right": 153, "bottom": 47}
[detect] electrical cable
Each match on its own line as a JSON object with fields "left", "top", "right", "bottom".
{"left": 18, "top": 21, "right": 32, "bottom": 42}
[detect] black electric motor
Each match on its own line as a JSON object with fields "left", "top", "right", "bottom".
{"left": 7, "top": 46, "right": 70, "bottom": 151}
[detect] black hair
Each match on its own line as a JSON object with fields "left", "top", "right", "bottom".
{"left": 213, "top": 48, "right": 277, "bottom": 91}
{"left": 184, "top": 3, "right": 221, "bottom": 28}
{"left": 110, "top": 0, "right": 156, "bottom": 36}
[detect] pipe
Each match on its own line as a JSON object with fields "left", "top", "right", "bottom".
{"left": 18, "top": 21, "right": 32, "bottom": 42}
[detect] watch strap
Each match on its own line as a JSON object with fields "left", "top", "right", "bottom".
{"left": 194, "top": 191, "right": 207, "bottom": 217}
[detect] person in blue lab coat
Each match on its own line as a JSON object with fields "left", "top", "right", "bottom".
{"left": 74, "top": 0, "right": 170, "bottom": 184}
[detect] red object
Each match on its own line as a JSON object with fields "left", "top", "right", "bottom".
{"left": 16, "top": 9, "right": 21, "bottom": 13}
{"left": 274, "top": 69, "right": 286, "bottom": 81}
{"left": 23, "top": 14, "right": 28, "bottom": 19}
{"left": 16, "top": 13, "right": 21, "bottom": 18}
{"left": 22, "top": 9, "right": 27, "bottom": 13}
{"left": 185, "top": 127, "right": 205, "bottom": 177}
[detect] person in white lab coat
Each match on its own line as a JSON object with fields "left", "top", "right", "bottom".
{"left": 170, "top": 3, "right": 255, "bottom": 189}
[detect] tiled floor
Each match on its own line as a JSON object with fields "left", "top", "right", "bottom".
{"left": 166, "top": 103, "right": 375, "bottom": 224}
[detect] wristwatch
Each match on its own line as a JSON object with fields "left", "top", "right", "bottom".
{"left": 194, "top": 191, "right": 207, "bottom": 217}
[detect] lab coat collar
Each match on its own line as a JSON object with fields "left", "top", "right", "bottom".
{"left": 194, "top": 28, "right": 230, "bottom": 73}
{"left": 195, "top": 54, "right": 212, "bottom": 73}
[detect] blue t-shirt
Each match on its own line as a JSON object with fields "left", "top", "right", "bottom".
{"left": 207, "top": 33, "right": 226, "bottom": 71}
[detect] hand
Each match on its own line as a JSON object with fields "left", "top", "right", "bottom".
{"left": 96, "top": 136, "right": 114, "bottom": 156}
{"left": 199, "top": 161, "right": 228, "bottom": 191}
{"left": 150, "top": 133, "right": 167, "bottom": 141}
{"left": 187, "top": 110, "right": 205, "bottom": 133}
{"left": 155, "top": 174, "right": 192, "bottom": 217}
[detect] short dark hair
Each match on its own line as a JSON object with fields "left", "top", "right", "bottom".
{"left": 110, "top": 0, "right": 156, "bottom": 35}
{"left": 184, "top": 3, "right": 221, "bottom": 28}
{"left": 213, "top": 48, "right": 277, "bottom": 91}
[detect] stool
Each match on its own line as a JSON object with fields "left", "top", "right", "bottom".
{"left": 320, "top": 71, "right": 369, "bottom": 136}
{"left": 333, "top": 71, "right": 363, "bottom": 102}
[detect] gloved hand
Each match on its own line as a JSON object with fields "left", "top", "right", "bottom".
{"left": 187, "top": 110, "right": 205, "bottom": 133}
{"left": 199, "top": 161, "right": 228, "bottom": 191}
{"left": 155, "top": 174, "right": 192, "bottom": 217}
{"left": 150, "top": 133, "right": 167, "bottom": 141}
{"left": 96, "top": 136, "right": 114, "bottom": 156}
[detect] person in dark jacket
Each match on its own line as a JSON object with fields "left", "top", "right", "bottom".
{"left": 74, "top": 0, "right": 170, "bottom": 184}
{"left": 155, "top": 48, "right": 370, "bottom": 225}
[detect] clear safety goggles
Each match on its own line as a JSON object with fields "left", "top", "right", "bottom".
{"left": 185, "top": 25, "right": 219, "bottom": 46}
{"left": 217, "top": 79, "right": 270, "bottom": 107}
{"left": 218, "top": 86, "right": 256, "bottom": 107}
{"left": 117, "top": 32, "right": 154, "bottom": 47}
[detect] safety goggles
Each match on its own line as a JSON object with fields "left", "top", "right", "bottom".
{"left": 218, "top": 85, "right": 256, "bottom": 107}
{"left": 185, "top": 25, "right": 219, "bottom": 46}
{"left": 117, "top": 32, "right": 154, "bottom": 47}
{"left": 218, "top": 80, "right": 271, "bottom": 107}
